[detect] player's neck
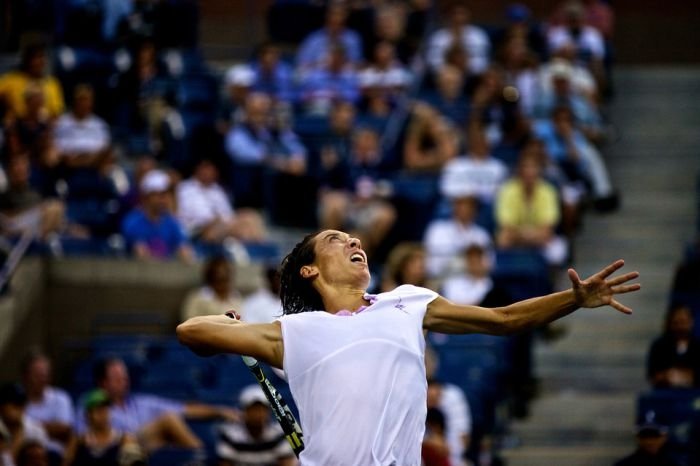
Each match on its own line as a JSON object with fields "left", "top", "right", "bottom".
{"left": 321, "top": 286, "right": 369, "bottom": 314}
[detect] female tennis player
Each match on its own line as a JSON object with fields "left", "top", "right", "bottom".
{"left": 177, "top": 230, "right": 640, "bottom": 465}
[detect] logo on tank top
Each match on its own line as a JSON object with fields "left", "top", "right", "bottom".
{"left": 395, "top": 297, "right": 406, "bottom": 312}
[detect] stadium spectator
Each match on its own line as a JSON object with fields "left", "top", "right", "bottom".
{"left": 497, "top": 37, "right": 540, "bottom": 117}
{"left": 424, "top": 194, "right": 491, "bottom": 279}
{"left": 614, "top": 417, "right": 680, "bottom": 466}
{"left": 551, "top": 0, "right": 615, "bottom": 40}
{"left": 426, "top": 4, "right": 491, "bottom": 74}
{"left": 422, "top": 65, "right": 471, "bottom": 127}
{"left": 381, "top": 242, "right": 429, "bottom": 292}
{"left": 296, "top": 3, "right": 363, "bottom": 71}
{"left": 495, "top": 150, "right": 568, "bottom": 266}
{"left": 533, "top": 60, "right": 603, "bottom": 143}
{"left": 113, "top": 40, "right": 168, "bottom": 136}
{"left": 15, "top": 439, "right": 50, "bottom": 466}
{"left": 533, "top": 106, "right": 617, "bottom": 214}
{"left": 358, "top": 41, "right": 411, "bottom": 105}
{"left": 441, "top": 244, "right": 512, "bottom": 308}
{"left": 439, "top": 124, "right": 508, "bottom": 204}
{"left": 53, "top": 84, "right": 128, "bottom": 209}
{"left": 297, "top": 44, "right": 360, "bottom": 115}
{"left": 0, "top": 154, "right": 68, "bottom": 241}
{"left": 64, "top": 389, "right": 145, "bottom": 466}
{"left": 311, "top": 100, "right": 355, "bottom": 179}
{"left": 362, "top": 3, "right": 415, "bottom": 64}
{"left": 176, "top": 159, "right": 267, "bottom": 244}
{"left": 181, "top": 256, "right": 243, "bottom": 321}
{"left": 20, "top": 351, "right": 74, "bottom": 456}
{"left": 402, "top": 103, "right": 458, "bottom": 172}
{"left": 218, "top": 64, "right": 255, "bottom": 132}
{"left": 425, "top": 347, "right": 472, "bottom": 466}
{"left": 547, "top": 1, "right": 606, "bottom": 87}
{"left": 78, "top": 357, "right": 238, "bottom": 452}
{"left": 249, "top": 42, "right": 295, "bottom": 103}
{"left": 421, "top": 407, "right": 450, "bottom": 466}
{"left": 0, "top": 43, "right": 64, "bottom": 119}
{"left": 0, "top": 383, "right": 51, "bottom": 465}
{"left": 318, "top": 127, "right": 396, "bottom": 258}
{"left": 224, "top": 92, "right": 272, "bottom": 209}
{"left": 491, "top": 3, "right": 548, "bottom": 62}
{"left": 216, "top": 385, "right": 296, "bottom": 466}
{"left": 4, "top": 85, "right": 58, "bottom": 177}
{"left": 647, "top": 303, "right": 700, "bottom": 388}
{"left": 240, "top": 267, "right": 283, "bottom": 324}
{"left": 121, "top": 169, "right": 195, "bottom": 262}
{"left": 538, "top": 52, "right": 598, "bottom": 105}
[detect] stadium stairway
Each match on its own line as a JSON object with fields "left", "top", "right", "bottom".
{"left": 501, "top": 67, "right": 700, "bottom": 466}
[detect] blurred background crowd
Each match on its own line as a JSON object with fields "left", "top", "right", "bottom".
{"left": 0, "top": 0, "right": 698, "bottom": 466}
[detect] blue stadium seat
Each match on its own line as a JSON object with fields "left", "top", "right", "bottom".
{"left": 148, "top": 446, "right": 206, "bottom": 466}
{"left": 493, "top": 250, "right": 552, "bottom": 301}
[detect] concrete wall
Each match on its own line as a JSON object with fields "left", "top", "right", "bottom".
{"left": 0, "top": 258, "right": 263, "bottom": 385}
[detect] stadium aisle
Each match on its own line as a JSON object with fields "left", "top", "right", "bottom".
{"left": 502, "top": 66, "right": 700, "bottom": 466}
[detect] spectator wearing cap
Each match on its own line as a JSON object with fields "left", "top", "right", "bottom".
{"left": 614, "top": 414, "right": 680, "bottom": 466}
{"left": 216, "top": 385, "right": 296, "bottom": 466}
{"left": 0, "top": 383, "right": 51, "bottom": 466}
{"left": 538, "top": 53, "right": 597, "bottom": 105}
{"left": 533, "top": 60, "right": 603, "bottom": 143}
{"left": 20, "top": 351, "right": 74, "bottom": 456}
{"left": 647, "top": 303, "right": 700, "bottom": 389}
{"left": 121, "top": 169, "right": 195, "bottom": 262}
{"left": 296, "top": 3, "right": 363, "bottom": 71}
{"left": 63, "top": 389, "right": 144, "bottom": 466}
{"left": 492, "top": 3, "right": 548, "bottom": 62}
{"left": 219, "top": 64, "right": 256, "bottom": 133}
{"left": 426, "top": 4, "right": 491, "bottom": 75}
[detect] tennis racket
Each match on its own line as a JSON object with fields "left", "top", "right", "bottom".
{"left": 241, "top": 355, "right": 305, "bottom": 457}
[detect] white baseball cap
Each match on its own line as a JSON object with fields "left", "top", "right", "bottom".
{"left": 140, "top": 170, "right": 170, "bottom": 194}
{"left": 239, "top": 384, "right": 269, "bottom": 408}
{"left": 225, "top": 64, "right": 255, "bottom": 87}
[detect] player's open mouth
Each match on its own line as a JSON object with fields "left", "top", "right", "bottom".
{"left": 350, "top": 252, "right": 367, "bottom": 264}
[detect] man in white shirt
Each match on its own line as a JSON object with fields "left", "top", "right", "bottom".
{"left": 21, "top": 351, "right": 74, "bottom": 455}
{"left": 424, "top": 193, "right": 491, "bottom": 279}
{"left": 53, "top": 84, "right": 110, "bottom": 170}
{"left": 427, "top": 4, "right": 491, "bottom": 74}
{"left": 178, "top": 230, "right": 640, "bottom": 465}
{"left": 176, "top": 159, "right": 266, "bottom": 243}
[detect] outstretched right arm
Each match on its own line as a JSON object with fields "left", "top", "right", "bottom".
{"left": 176, "top": 315, "right": 284, "bottom": 368}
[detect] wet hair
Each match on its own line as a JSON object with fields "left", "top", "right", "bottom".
{"left": 279, "top": 232, "right": 325, "bottom": 314}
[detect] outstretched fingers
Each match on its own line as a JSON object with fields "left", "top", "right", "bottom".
{"left": 611, "top": 283, "right": 641, "bottom": 294}
{"left": 595, "top": 259, "right": 625, "bottom": 280}
{"left": 610, "top": 299, "right": 633, "bottom": 315}
{"left": 607, "top": 271, "right": 640, "bottom": 287}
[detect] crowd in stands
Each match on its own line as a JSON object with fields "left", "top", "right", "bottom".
{"left": 625, "top": 236, "right": 700, "bottom": 466}
{"left": 0, "top": 0, "right": 632, "bottom": 465}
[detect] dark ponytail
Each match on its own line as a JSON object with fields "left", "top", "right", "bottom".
{"left": 279, "top": 232, "right": 325, "bottom": 314}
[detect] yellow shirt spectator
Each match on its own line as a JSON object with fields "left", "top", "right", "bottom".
{"left": 0, "top": 71, "right": 65, "bottom": 118}
{"left": 495, "top": 178, "right": 560, "bottom": 229}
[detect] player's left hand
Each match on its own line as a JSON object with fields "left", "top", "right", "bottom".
{"left": 568, "top": 259, "right": 640, "bottom": 314}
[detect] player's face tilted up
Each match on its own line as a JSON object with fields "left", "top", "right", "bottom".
{"left": 299, "top": 230, "right": 370, "bottom": 290}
